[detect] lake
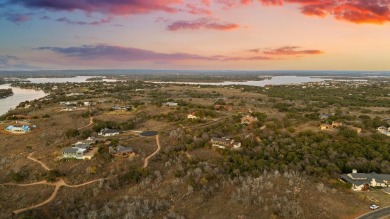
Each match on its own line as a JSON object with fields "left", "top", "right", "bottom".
{"left": 26, "top": 76, "right": 118, "bottom": 83}
{"left": 152, "top": 76, "right": 328, "bottom": 87}
{"left": 0, "top": 84, "right": 46, "bottom": 116}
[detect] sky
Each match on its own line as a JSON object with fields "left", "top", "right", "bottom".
{"left": 1, "top": 0, "right": 390, "bottom": 71}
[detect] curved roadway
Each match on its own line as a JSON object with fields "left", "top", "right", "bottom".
{"left": 355, "top": 206, "right": 390, "bottom": 219}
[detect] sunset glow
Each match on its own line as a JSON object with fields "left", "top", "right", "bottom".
{"left": 1, "top": 0, "right": 390, "bottom": 70}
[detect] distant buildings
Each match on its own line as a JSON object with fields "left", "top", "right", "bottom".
{"left": 60, "top": 101, "right": 78, "bottom": 106}
{"left": 210, "top": 137, "right": 241, "bottom": 150}
{"left": 319, "top": 113, "right": 334, "bottom": 120}
{"left": 164, "top": 102, "right": 178, "bottom": 107}
{"left": 111, "top": 106, "right": 130, "bottom": 111}
{"left": 241, "top": 115, "right": 258, "bottom": 125}
{"left": 340, "top": 169, "right": 390, "bottom": 191}
{"left": 66, "top": 92, "right": 84, "bottom": 97}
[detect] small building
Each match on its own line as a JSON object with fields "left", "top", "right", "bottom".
{"left": 210, "top": 137, "right": 241, "bottom": 150}
{"left": 5, "top": 125, "right": 31, "bottom": 133}
{"left": 109, "top": 145, "right": 135, "bottom": 157}
{"left": 241, "top": 115, "right": 258, "bottom": 125}
{"left": 164, "top": 102, "right": 178, "bottom": 107}
{"left": 112, "top": 106, "right": 129, "bottom": 111}
{"left": 320, "top": 124, "right": 332, "bottom": 130}
{"left": 98, "top": 128, "right": 120, "bottom": 137}
{"left": 187, "top": 113, "right": 198, "bottom": 119}
{"left": 60, "top": 101, "right": 78, "bottom": 106}
{"left": 377, "top": 126, "right": 390, "bottom": 136}
{"left": 340, "top": 169, "right": 390, "bottom": 191}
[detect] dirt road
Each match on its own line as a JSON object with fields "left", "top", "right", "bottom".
{"left": 78, "top": 116, "right": 94, "bottom": 130}
{"left": 143, "top": 135, "right": 161, "bottom": 168}
{"left": 1, "top": 151, "right": 107, "bottom": 215}
{"left": 28, "top": 152, "right": 51, "bottom": 171}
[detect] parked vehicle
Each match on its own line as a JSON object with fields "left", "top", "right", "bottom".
{"left": 370, "top": 204, "right": 379, "bottom": 210}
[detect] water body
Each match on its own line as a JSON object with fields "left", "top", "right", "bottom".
{"left": 0, "top": 84, "right": 46, "bottom": 116}
{"left": 26, "top": 76, "right": 117, "bottom": 83}
{"left": 153, "top": 76, "right": 328, "bottom": 87}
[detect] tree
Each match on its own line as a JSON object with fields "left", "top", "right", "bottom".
{"left": 66, "top": 129, "right": 80, "bottom": 138}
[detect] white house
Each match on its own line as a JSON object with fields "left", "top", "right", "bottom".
{"left": 98, "top": 128, "right": 120, "bottom": 137}
{"left": 340, "top": 169, "right": 390, "bottom": 191}
{"left": 377, "top": 126, "right": 390, "bottom": 136}
{"left": 210, "top": 137, "right": 241, "bottom": 150}
{"left": 187, "top": 113, "right": 198, "bottom": 119}
{"left": 62, "top": 147, "right": 87, "bottom": 160}
{"left": 164, "top": 102, "right": 178, "bottom": 107}
{"left": 5, "top": 125, "right": 31, "bottom": 133}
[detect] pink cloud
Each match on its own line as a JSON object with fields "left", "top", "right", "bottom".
{"left": 36, "top": 44, "right": 322, "bottom": 63}
{"left": 262, "top": 46, "right": 324, "bottom": 56}
{"left": 9, "top": 0, "right": 181, "bottom": 15}
{"left": 212, "top": 0, "right": 390, "bottom": 24}
{"left": 166, "top": 18, "right": 240, "bottom": 31}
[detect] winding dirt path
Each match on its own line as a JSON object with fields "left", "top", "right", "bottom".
{"left": 1, "top": 151, "right": 107, "bottom": 215}
{"left": 11, "top": 178, "right": 107, "bottom": 215}
{"left": 78, "top": 116, "right": 94, "bottom": 130}
{"left": 28, "top": 152, "right": 51, "bottom": 171}
{"left": 143, "top": 135, "right": 161, "bottom": 168}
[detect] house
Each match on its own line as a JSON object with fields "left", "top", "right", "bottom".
{"left": 210, "top": 137, "right": 241, "bottom": 149}
{"left": 60, "top": 101, "right": 78, "bottom": 106}
{"left": 66, "top": 92, "right": 84, "bottom": 97}
{"left": 320, "top": 122, "right": 344, "bottom": 131}
{"left": 320, "top": 124, "right": 332, "bottom": 130}
{"left": 187, "top": 113, "right": 199, "bottom": 119}
{"left": 377, "top": 126, "right": 390, "bottom": 136}
{"left": 73, "top": 143, "right": 91, "bottom": 151}
{"left": 5, "top": 125, "right": 31, "bottom": 133}
{"left": 164, "top": 102, "right": 178, "bottom": 107}
{"left": 241, "top": 115, "right": 258, "bottom": 125}
{"left": 84, "top": 102, "right": 91, "bottom": 106}
{"left": 112, "top": 106, "right": 129, "bottom": 111}
{"left": 98, "top": 128, "right": 120, "bottom": 137}
{"left": 62, "top": 147, "right": 87, "bottom": 160}
{"left": 340, "top": 169, "right": 390, "bottom": 191}
{"left": 109, "top": 145, "right": 135, "bottom": 157}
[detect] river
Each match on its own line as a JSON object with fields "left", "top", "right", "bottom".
{"left": 0, "top": 84, "right": 46, "bottom": 116}
{"left": 0, "top": 76, "right": 119, "bottom": 116}
{"left": 26, "top": 76, "right": 118, "bottom": 83}
{"left": 152, "top": 76, "right": 329, "bottom": 86}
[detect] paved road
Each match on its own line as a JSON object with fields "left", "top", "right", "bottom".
{"left": 356, "top": 206, "right": 390, "bottom": 219}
